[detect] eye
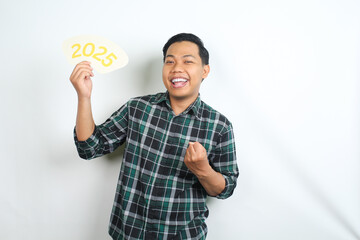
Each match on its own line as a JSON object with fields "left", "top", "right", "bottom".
{"left": 165, "top": 60, "right": 174, "bottom": 64}
{"left": 185, "top": 60, "right": 193, "bottom": 64}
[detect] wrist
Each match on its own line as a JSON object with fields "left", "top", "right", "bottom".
{"left": 195, "top": 165, "right": 215, "bottom": 180}
{"left": 77, "top": 95, "right": 91, "bottom": 103}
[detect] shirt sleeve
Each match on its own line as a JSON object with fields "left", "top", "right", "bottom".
{"left": 74, "top": 102, "right": 128, "bottom": 160}
{"left": 210, "top": 124, "right": 239, "bottom": 199}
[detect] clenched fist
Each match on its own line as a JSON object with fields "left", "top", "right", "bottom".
{"left": 184, "top": 142, "right": 212, "bottom": 178}
{"left": 70, "top": 61, "right": 94, "bottom": 99}
{"left": 184, "top": 142, "right": 226, "bottom": 196}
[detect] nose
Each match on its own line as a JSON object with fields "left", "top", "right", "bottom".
{"left": 171, "top": 62, "right": 184, "bottom": 73}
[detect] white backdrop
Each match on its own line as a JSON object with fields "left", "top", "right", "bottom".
{"left": 0, "top": 0, "right": 359, "bottom": 239}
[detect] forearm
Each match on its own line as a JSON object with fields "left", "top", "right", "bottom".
{"left": 75, "top": 97, "right": 95, "bottom": 141}
{"left": 197, "top": 167, "right": 226, "bottom": 197}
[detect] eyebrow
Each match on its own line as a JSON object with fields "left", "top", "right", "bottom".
{"left": 165, "top": 54, "right": 196, "bottom": 59}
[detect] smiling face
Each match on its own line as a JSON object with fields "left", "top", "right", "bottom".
{"left": 162, "top": 41, "right": 210, "bottom": 106}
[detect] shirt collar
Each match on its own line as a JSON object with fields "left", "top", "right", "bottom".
{"left": 153, "top": 92, "right": 202, "bottom": 120}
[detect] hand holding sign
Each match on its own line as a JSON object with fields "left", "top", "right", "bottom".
{"left": 63, "top": 35, "right": 129, "bottom": 74}
{"left": 69, "top": 61, "right": 94, "bottom": 99}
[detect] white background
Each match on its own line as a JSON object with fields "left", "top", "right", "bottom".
{"left": 0, "top": 0, "right": 359, "bottom": 239}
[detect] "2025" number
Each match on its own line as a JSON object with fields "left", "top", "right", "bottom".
{"left": 71, "top": 43, "right": 117, "bottom": 67}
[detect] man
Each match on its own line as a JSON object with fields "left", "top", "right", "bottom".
{"left": 70, "top": 33, "right": 238, "bottom": 240}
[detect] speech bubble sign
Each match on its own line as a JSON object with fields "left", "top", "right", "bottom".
{"left": 62, "top": 35, "right": 129, "bottom": 73}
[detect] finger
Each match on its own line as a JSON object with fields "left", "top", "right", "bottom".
{"left": 193, "top": 142, "right": 208, "bottom": 161}
{"left": 72, "top": 67, "right": 94, "bottom": 82}
{"left": 80, "top": 60, "right": 92, "bottom": 65}
{"left": 79, "top": 71, "right": 93, "bottom": 81}
{"left": 186, "top": 143, "right": 192, "bottom": 157}
{"left": 76, "top": 61, "right": 92, "bottom": 68}
{"left": 185, "top": 143, "right": 192, "bottom": 160}
{"left": 74, "top": 63, "right": 93, "bottom": 74}
{"left": 193, "top": 142, "right": 204, "bottom": 152}
{"left": 188, "top": 142, "right": 196, "bottom": 157}
{"left": 71, "top": 67, "right": 93, "bottom": 83}
{"left": 72, "top": 72, "right": 92, "bottom": 87}
{"left": 70, "top": 62, "right": 93, "bottom": 79}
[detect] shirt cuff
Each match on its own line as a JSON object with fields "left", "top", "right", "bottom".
{"left": 215, "top": 174, "right": 236, "bottom": 199}
{"left": 73, "top": 126, "right": 99, "bottom": 159}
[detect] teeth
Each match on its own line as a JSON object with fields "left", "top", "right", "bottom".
{"left": 171, "top": 78, "right": 188, "bottom": 83}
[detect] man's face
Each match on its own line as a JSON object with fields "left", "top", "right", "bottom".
{"left": 162, "top": 41, "right": 210, "bottom": 103}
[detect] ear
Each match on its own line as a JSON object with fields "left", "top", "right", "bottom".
{"left": 202, "top": 65, "right": 210, "bottom": 79}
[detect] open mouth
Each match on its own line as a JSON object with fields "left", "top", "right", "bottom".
{"left": 171, "top": 78, "right": 188, "bottom": 88}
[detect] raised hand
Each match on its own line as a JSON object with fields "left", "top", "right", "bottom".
{"left": 69, "top": 61, "right": 96, "bottom": 141}
{"left": 69, "top": 61, "right": 94, "bottom": 99}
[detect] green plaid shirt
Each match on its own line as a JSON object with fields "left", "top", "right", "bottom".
{"left": 74, "top": 92, "right": 238, "bottom": 240}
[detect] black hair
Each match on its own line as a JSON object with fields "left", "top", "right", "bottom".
{"left": 162, "top": 33, "right": 209, "bottom": 65}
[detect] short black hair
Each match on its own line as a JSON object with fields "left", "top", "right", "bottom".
{"left": 162, "top": 33, "right": 209, "bottom": 65}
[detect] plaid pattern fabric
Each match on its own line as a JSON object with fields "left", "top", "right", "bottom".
{"left": 74, "top": 92, "right": 238, "bottom": 240}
